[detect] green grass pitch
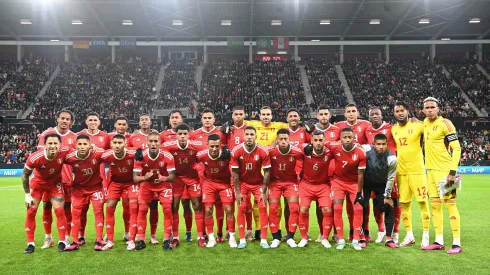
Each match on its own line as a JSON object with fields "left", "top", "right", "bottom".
{"left": 0, "top": 175, "right": 489, "bottom": 275}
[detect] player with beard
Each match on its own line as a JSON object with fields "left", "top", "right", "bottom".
{"left": 37, "top": 110, "right": 77, "bottom": 249}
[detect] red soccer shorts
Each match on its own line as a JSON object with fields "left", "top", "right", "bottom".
{"left": 239, "top": 182, "right": 264, "bottom": 205}
{"left": 33, "top": 183, "right": 64, "bottom": 200}
{"left": 107, "top": 182, "right": 139, "bottom": 201}
{"left": 299, "top": 181, "right": 332, "bottom": 208}
{"left": 139, "top": 182, "right": 173, "bottom": 204}
{"left": 173, "top": 176, "right": 201, "bottom": 198}
{"left": 42, "top": 182, "right": 71, "bottom": 203}
{"left": 202, "top": 179, "right": 234, "bottom": 204}
{"left": 331, "top": 179, "right": 358, "bottom": 202}
{"left": 268, "top": 181, "right": 298, "bottom": 199}
{"left": 72, "top": 184, "right": 105, "bottom": 206}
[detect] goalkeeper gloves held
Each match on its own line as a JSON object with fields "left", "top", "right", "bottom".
{"left": 135, "top": 148, "right": 144, "bottom": 161}
{"left": 220, "top": 146, "right": 231, "bottom": 160}
{"left": 354, "top": 192, "right": 363, "bottom": 205}
{"left": 220, "top": 120, "right": 234, "bottom": 135}
{"left": 303, "top": 120, "right": 317, "bottom": 134}
{"left": 303, "top": 144, "right": 313, "bottom": 156}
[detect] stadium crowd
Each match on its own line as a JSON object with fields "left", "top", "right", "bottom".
{"left": 157, "top": 59, "right": 197, "bottom": 110}
{"left": 460, "top": 128, "right": 490, "bottom": 162}
{"left": 305, "top": 59, "right": 347, "bottom": 110}
{"left": 198, "top": 59, "right": 309, "bottom": 124}
{"left": 0, "top": 59, "right": 18, "bottom": 89}
{"left": 343, "top": 58, "right": 476, "bottom": 121}
{"left": 0, "top": 123, "right": 39, "bottom": 164}
{"left": 0, "top": 58, "right": 57, "bottom": 111}
{"left": 31, "top": 57, "right": 159, "bottom": 120}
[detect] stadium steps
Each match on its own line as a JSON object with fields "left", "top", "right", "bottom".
{"left": 1, "top": 66, "right": 23, "bottom": 96}
{"left": 476, "top": 63, "right": 490, "bottom": 81}
{"left": 154, "top": 64, "right": 166, "bottom": 94}
{"left": 442, "top": 65, "right": 486, "bottom": 117}
{"left": 299, "top": 65, "right": 313, "bottom": 104}
{"left": 334, "top": 65, "right": 355, "bottom": 105}
{"left": 195, "top": 64, "right": 203, "bottom": 95}
{"left": 21, "top": 65, "right": 60, "bottom": 119}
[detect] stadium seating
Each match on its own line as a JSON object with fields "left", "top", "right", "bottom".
{"left": 342, "top": 58, "right": 476, "bottom": 120}
{"left": 156, "top": 59, "right": 197, "bottom": 110}
{"left": 31, "top": 57, "right": 159, "bottom": 120}
{"left": 305, "top": 59, "right": 347, "bottom": 110}
{"left": 198, "top": 59, "right": 308, "bottom": 123}
{"left": 0, "top": 60, "right": 18, "bottom": 90}
{"left": 0, "top": 123, "right": 40, "bottom": 164}
{"left": 460, "top": 128, "right": 490, "bottom": 162}
{"left": 0, "top": 58, "right": 57, "bottom": 111}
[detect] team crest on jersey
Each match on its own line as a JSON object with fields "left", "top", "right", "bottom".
{"left": 300, "top": 133, "right": 304, "bottom": 138}
{"left": 382, "top": 129, "right": 387, "bottom": 134}
{"left": 352, "top": 154, "right": 357, "bottom": 161}
{"left": 357, "top": 126, "right": 361, "bottom": 132}
{"left": 408, "top": 129, "right": 413, "bottom": 135}
{"left": 433, "top": 126, "right": 438, "bottom": 131}
{"left": 57, "top": 158, "right": 62, "bottom": 164}
{"left": 68, "top": 139, "right": 73, "bottom": 144}
{"left": 330, "top": 133, "right": 334, "bottom": 137}
{"left": 289, "top": 156, "right": 294, "bottom": 162}
{"left": 99, "top": 137, "right": 103, "bottom": 142}
{"left": 255, "top": 155, "right": 259, "bottom": 161}
{"left": 127, "top": 160, "right": 132, "bottom": 165}
{"left": 219, "top": 161, "right": 224, "bottom": 166}
{"left": 92, "top": 159, "right": 97, "bottom": 165}
{"left": 189, "top": 150, "right": 194, "bottom": 155}
{"left": 159, "top": 161, "right": 164, "bottom": 167}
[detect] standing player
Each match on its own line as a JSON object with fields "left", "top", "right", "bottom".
{"left": 63, "top": 135, "right": 105, "bottom": 251}
{"left": 196, "top": 134, "right": 236, "bottom": 248}
{"left": 191, "top": 109, "right": 227, "bottom": 243}
{"left": 361, "top": 134, "right": 398, "bottom": 248}
{"left": 37, "top": 110, "right": 77, "bottom": 249}
{"left": 268, "top": 129, "right": 303, "bottom": 248}
{"left": 102, "top": 135, "right": 139, "bottom": 251}
{"left": 107, "top": 116, "right": 132, "bottom": 241}
{"left": 422, "top": 97, "right": 462, "bottom": 254}
{"left": 328, "top": 128, "right": 366, "bottom": 251}
{"left": 231, "top": 126, "right": 271, "bottom": 249}
{"left": 160, "top": 110, "right": 195, "bottom": 242}
{"left": 23, "top": 134, "right": 71, "bottom": 253}
{"left": 297, "top": 131, "right": 334, "bottom": 249}
{"left": 133, "top": 132, "right": 176, "bottom": 251}
{"left": 163, "top": 124, "right": 206, "bottom": 248}
{"left": 392, "top": 102, "right": 430, "bottom": 247}
{"left": 127, "top": 114, "right": 160, "bottom": 245}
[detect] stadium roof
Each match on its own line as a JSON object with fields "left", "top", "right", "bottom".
{"left": 0, "top": 0, "right": 489, "bottom": 42}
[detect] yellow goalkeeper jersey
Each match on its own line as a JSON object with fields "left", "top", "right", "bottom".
{"left": 423, "top": 116, "right": 461, "bottom": 171}
{"left": 245, "top": 120, "right": 288, "bottom": 146}
{"left": 392, "top": 121, "right": 425, "bottom": 174}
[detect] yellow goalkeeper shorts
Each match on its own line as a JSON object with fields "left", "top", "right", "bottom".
{"left": 397, "top": 174, "right": 428, "bottom": 203}
{"left": 427, "top": 169, "right": 456, "bottom": 199}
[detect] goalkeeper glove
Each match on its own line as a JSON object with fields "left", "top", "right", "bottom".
{"left": 135, "top": 148, "right": 144, "bottom": 161}
{"left": 220, "top": 120, "right": 234, "bottom": 135}
{"left": 354, "top": 192, "right": 363, "bottom": 205}
{"left": 303, "top": 119, "right": 317, "bottom": 134}
{"left": 438, "top": 175, "right": 462, "bottom": 199}
{"left": 220, "top": 145, "right": 231, "bottom": 160}
{"left": 303, "top": 144, "right": 313, "bottom": 156}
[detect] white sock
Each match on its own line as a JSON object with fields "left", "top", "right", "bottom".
{"left": 45, "top": 234, "right": 52, "bottom": 239}
{"left": 422, "top": 230, "right": 429, "bottom": 238}
{"left": 28, "top": 242, "right": 35, "bottom": 246}
{"left": 453, "top": 238, "right": 461, "bottom": 247}
{"left": 338, "top": 239, "right": 345, "bottom": 244}
{"left": 208, "top": 233, "right": 215, "bottom": 240}
{"left": 406, "top": 230, "right": 414, "bottom": 239}
{"left": 229, "top": 232, "right": 235, "bottom": 239}
{"left": 435, "top": 235, "right": 444, "bottom": 245}
{"left": 174, "top": 236, "right": 179, "bottom": 240}
{"left": 261, "top": 238, "right": 267, "bottom": 243}
{"left": 239, "top": 238, "right": 246, "bottom": 244}
{"left": 352, "top": 240, "right": 359, "bottom": 244}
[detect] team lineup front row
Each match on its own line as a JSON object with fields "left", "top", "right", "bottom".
{"left": 21, "top": 97, "right": 462, "bottom": 254}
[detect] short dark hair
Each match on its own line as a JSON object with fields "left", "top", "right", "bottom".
{"left": 208, "top": 134, "right": 221, "bottom": 141}
{"left": 44, "top": 133, "right": 61, "bottom": 143}
{"left": 312, "top": 130, "right": 324, "bottom": 137}
{"left": 170, "top": 110, "right": 183, "bottom": 117}
{"left": 77, "top": 134, "right": 90, "bottom": 142}
{"left": 112, "top": 134, "right": 126, "bottom": 141}
{"left": 277, "top": 128, "right": 290, "bottom": 136}
{"left": 260, "top": 106, "right": 272, "bottom": 112}
{"left": 286, "top": 108, "right": 300, "bottom": 116}
{"left": 345, "top": 104, "right": 357, "bottom": 109}
{"left": 394, "top": 101, "right": 409, "bottom": 110}
{"left": 233, "top": 106, "right": 244, "bottom": 112}
{"left": 374, "top": 133, "right": 387, "bottom": 142}
{"left": 86, "top": 112, "right": 100, "bottom": 118}
{"left": 148, "top": 132, "right": 160, "bottom": 139}
{"left": 341, "top": 127, "right": 354, "bottom": 133}
{"left": 201, "top": 108, "right": 214, "bottom": 116}
{"left": 115, "top": 116, "right": 128, "bottom": 123}
{"left": 245, "top": 126, "right": 256, "bottom": 133}
{"left": 317, "top": 105, "right": 329, "bottom": 112}
{"left": 176, "top": 124, "right": 190, "bottom": 132}
{"left": 139, "top": 113, "right": 150, "bottom": 119}
{"left": 57, "top": 109, "right": 75, "bottom": 122}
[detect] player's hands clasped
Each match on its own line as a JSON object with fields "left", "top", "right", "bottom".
{"left": 384, "top": 197, "right": 394, "bottom": 207}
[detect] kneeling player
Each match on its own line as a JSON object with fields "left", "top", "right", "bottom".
{"left": 101, "top": 134, "right": 138, "bottom": 251}
{"left": 361, "top": 134, "right": 399, "bottom": 248}
{"left": 328, "top": 128, "right": 366, "bottom": 251}
{"left": 268, "top": 129, "right": 303, "bottom": 248}
{"left": 196, "top": 134, "right": 236, "bottom": 248}
{"left": 133, "top": 133, "right": 176, "bottom": 251}
{"left": 64, "top": 135, "right": 105, "bottom": 251}
{"left": 299, "top": 131, "right": 334, "bottom": 248}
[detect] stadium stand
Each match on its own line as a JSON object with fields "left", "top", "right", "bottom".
{"left": 343, "top": 58, "right": 476, "bottom": 120}
{"left": 305, "top": 59, "right": 347, "bottom": 110}
{"left": 0, "top": 123, "right": 40, "bottom": 164}
{"left": 0, "top": 60, "right": 18, "bottom": 89}
{"left": 31, "top": 57, "right": 159, "bottom": 120}
{"left": 156, "top": 59, "right": 197, "bottom": 110}
{"left": 460, "top": 128, "right": 490, "bottom": 162}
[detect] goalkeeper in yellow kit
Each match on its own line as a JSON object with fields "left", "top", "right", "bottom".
{"left": 245, "top": 106, "right": 288, "bottom": 240}
{"left": 422, "top": 97, "right": 462, "bottom": 254}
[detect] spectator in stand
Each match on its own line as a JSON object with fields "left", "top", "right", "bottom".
{"left": 156, "top": 59, "right": 197, "bottom": 110}
{"left": 0, "top": 123, "right": 39, "bottom": 164}
{"left": 0, "top": 59, "right": 18, "bottom": 89}
{"left": 459, "top": 128, "right": 490, "bottom": 162}
{"left": 305, "top": 59, "right": 346, "bottom": 110}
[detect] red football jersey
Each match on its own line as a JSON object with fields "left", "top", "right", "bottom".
{"left": 162, "top": 140, "right": 204, "bottom": 178}
{"left": 326, "top": 142, "right": 366, "bottom": 183}
{"left": 133, "top": 149, "right": 175, "bottom": 183}
{"left": 102, "top": 149, "right": 136, "bottom": 183}
{"left": 78, "top": 129, "right": 111, "bottom": 150}
{"left": 127, "top": 131, "right": 149, "bottom": 149}
{"left": 301, "top": 146, "right": 332, "bottom": 185}
{"left": 336, "top": 120, "right": 371, "bottom": 144}
{"left": 227, "top": 123, "right": 248, "bottom": 150}
{"left": 364, "top": 122, "right": 396, "bottom": 154}
{"left": 108, "top": 131, "right": 132, "bottom": 142}
{"left": 25, "top": 146, "right": 73, "bottom": 187}
{"left": 269, "top": 145, "right": 303, "bottom": 182}
{"left": 196, "top": 150, "right": 231, "bottom": 184}
{"left": 288, "top": 127, "right": 310, "bottom": 147}
{"left": 160, "top": 129, "right": 178, "bottom": 143}
{"left": 311, "top": 124, "right": 341, "bottom": 143}
{"left": 230, "top": 144, "right": 271, "bottom": 185}
{"left": 64, "top": 150, "right": 104, "bottom": 188}
{"left": 38, "top": 128, "right": 77, "bottom": 185}
{"left": 190, "top": 126, "right": 227, "bottom": 147}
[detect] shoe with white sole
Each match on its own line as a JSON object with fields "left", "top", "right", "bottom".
{"left": 127, "top": 240, "right": 135, "bottom": 251}
{"left": 229, "top": 238, "right": 238, "bottom": 248}
{"left": 400, "top": 235, "right": 415, "bottom": 247}
{"left": 375, "top": 232, "right": 386, "bottom": 243}
{"left": 286, "top": 238, "right": 298, "bottom": 248}
{"left": 336, "top": 240, "right": 346, "bottom": 250}
{"left": 102, "top": 241, "right": 114, "bottom": 251}
{"left": 393, "top": 233, "right": 399, "bottom": 244}
{"left": 150, "top": 235, "right": 159, "bottom": 244}
{"left": 352, "top": 241, "right": 363, "bottom": 251}
{"left": 321, "top": 239, "right": 332, "bottom": 248}
{"left": 41, "top": 238, "right": 54, "bottom": 249}
{"left": 297, "top": 238, "right": 308, "bottom": 248}
{"left": 270, "top": 239, "right": 281, "bottom": 248}
{"left": 315, "top": 234, "right": 323, "bottom": 243}
{"left": 206, "top": 239, "right": 217, "bottom": 248}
